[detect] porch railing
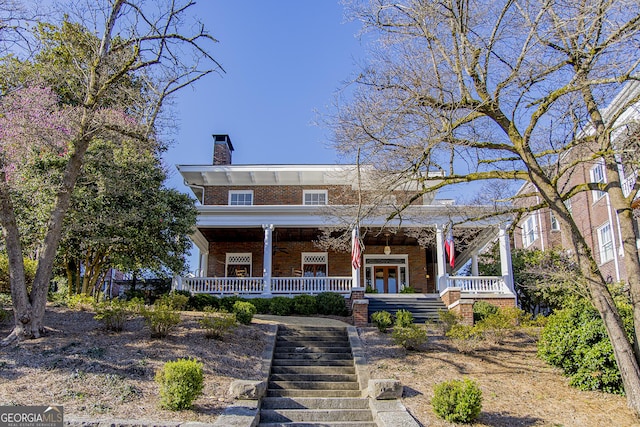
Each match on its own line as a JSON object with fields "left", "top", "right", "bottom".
{"left": 271, "top": 277, "right": 352, "bottom": 295}
{"left": 446, "top": 276, "right": 509, "bottom": 294}
{"left": 181, "top": 276, "right": 352, "bottom": 296}
{"left": 183, "top": 277, "right": 264, "bottom": 295}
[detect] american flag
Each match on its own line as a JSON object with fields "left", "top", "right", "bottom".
{"left": 444, "top": 228, "right": 455, "bottom": 268}
{"left": 351, "top": 230, "right": 362, "bottom": 270}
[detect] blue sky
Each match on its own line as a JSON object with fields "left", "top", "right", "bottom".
{"left": 164, "top": 1, "right": 365, "bottom": 192}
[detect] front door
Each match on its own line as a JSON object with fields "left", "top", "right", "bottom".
{"left": 374, "top": 266, "right": 399, "bottom": 293}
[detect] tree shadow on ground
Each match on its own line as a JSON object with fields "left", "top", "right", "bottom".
{"left": 478, "top": 412, "right": 544, "bottom": 427}
{"left": 402, "top": 385, "right": 423, "bottom": 398}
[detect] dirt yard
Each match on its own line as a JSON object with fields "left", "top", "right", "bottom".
{"left": 0, "top": 307, "right": 639, "bottom": 426}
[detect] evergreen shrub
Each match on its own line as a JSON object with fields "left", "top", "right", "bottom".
{"left": 199, "top": 308, "right": 236, "bottom": 339}
{"left": 371, "top": 310, "right": 393, "bottom": 332}
{"left": 155, "top": 358, "right": 204, "bottom": 410}
{"left": 395, "top": 309, "right": 414, "bottom": 327}
{"left": 233, "top": 301, "right": 256, "bottom": 324}
{"left": 293, "top": 294, "right": 317, "bottom": 315}
{"left": 432, "top": 378, "right": 483, "bottom": 423}
{"left": 472, "top": 301, "right": 498, "bottom": 322}
{"left": 392, "top": 324, "right": 427, "bottom": 350}
{"left": 316, "top": 292, "right": 348, "bottom": 316}
{"left": 270, "top": 297, "right": 294, "bottom": 316}
{"left": 188, "top": 294, "right": 219, "bottom": 311}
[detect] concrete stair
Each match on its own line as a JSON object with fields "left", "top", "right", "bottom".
{"left": 367, "top": 294, "right": 446, "bottom": 323}
{"left": 259, "top": 325, "right": 376, "bottom": 427}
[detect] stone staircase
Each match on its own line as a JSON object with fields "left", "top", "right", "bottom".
{"left": 258, "top": 325, "right": 376, "bottom": 427}
{"left": 367, "top": 294, "right": 447, "bottom": 323}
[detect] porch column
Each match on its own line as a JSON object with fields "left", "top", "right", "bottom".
{"left": 262, "top": 224, "right": 274, "bottom": 295}
{"left": 498, "top": 224, "right": 515, "bottom": 299}
{"left": 471, "top": 253, "right": 479, "bottom": 276}
{"left": 199, "top": 251, "right": 208, "bottom": 277}
{"left": 435, "top": 224, "right": 447, "bottom": 291}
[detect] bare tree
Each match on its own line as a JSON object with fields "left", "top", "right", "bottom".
{"left": 334, "top": 0, "right": 640, "bottom": 413}
{"left": 0, "top": 0, "right": 222, "bottom": 344}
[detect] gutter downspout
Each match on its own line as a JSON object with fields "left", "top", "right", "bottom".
{"left": 185, "top": 180, "right": 205, "bottom": 204}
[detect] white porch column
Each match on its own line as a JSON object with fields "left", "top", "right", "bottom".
{"left": 435, "top": 224, "right": 447, "bottom": 291}
{"left": 498, "top": 224, "right": 515, "bottom": 299}
{"left": 199, "top": 251, "right": 208, "bottom": 277}
{"left": 471, "top": 253, "right": 479, "bottom": 276}
{"left": 262, "top": 224, "right": 274, "bottom": 295}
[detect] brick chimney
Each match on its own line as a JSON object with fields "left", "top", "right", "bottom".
{"left": 212, "top": 134, "right": 234, "bottom": 165}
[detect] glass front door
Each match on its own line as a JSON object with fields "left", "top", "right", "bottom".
{"left": 375, "top": 266, "right": 398, "bottom": 293}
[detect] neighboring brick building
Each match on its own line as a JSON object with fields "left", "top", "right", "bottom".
{"left": 175, "top": 134, "right": 517, "bottom": 324}
{"left": 513, "top": 82, "right": 640, "bottom": 283}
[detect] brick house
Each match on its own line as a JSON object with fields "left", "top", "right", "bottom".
{"left": 513, "top": 82, "right": 640, "bottom": 284}
{"left": 175, "top": 134, "right": 517, "bottom": 324}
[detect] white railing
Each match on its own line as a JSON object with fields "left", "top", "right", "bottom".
{"left": 447, "top": 276, "right": 509, "bottom": 294}
{"left": 271, "top": 277, "right": 352, "bottom": 295}
{"left": 183, "top": 277, "right": 264, "bottom": 295}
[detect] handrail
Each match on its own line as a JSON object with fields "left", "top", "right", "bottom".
{"left": 182, "top": 276, "right": 352, "bottom": 296}
{"left": 183, "top": 277, "right": 264, "bottom": 295}
{"left": 271, "top": 277, "right": 352, "bottom": 295}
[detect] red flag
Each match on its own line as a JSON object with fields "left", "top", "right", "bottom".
{"left": 351, "top": 232, "right": 362, "bottom": 270}
{"left": 444, "top": 228, "right": 455, "bottom": 268}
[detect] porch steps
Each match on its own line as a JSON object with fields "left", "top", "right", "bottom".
{"left": 259, "top": 325, "right": 375, "bottom": 427}
{"left": 366, "top": 294, "right": 447, "bottom": 323}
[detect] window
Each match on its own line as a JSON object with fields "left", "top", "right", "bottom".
{"left": 564, "top": 198, "right": 572, "bottom": 215}
{"left": 229, "top": 190, "right": 253, "bottom": 205}
{"left": 521, "top": 215, "right": 538, "bottom": 247}
{"left": 597, "top": 223, "right": 614, "bottom": 264}
{"left": 226, "top": 253, "right": 252, "bottom": 277}
{"left": 303, "top": 190, "right": 327, "bottom": 205}
{"left": 301, "top": 252, "right": 327, "bottom": 277}
{"left": 550, "top": 212, "right": 560, "bottom": 231}
{"left": 590, "top": 162, "right": 606, "bottom": 202}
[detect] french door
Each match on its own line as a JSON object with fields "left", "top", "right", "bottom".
{"left": 374, "top": 266, "right": 399, "bottom": 293}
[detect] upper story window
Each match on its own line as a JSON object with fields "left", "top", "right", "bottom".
{"left": 550, "top": 212, "right": 560, "bottom": 231}
{"left": 590, "top": 162, "right": 606, "bottom": 202}
{"left": 229, "top": 190, "right": 253, "bottom": 205}
{"left": 303, "top": 190, "right": 328, "bottom": 205}
{"left": 522, "top": 215, "right": 538, "bottom": 247}
{"left": 597, "top": 222, "right": 614, "bottom": 264}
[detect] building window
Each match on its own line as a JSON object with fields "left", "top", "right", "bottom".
{"left": 550, "top": 212, "right": 560, "bottom": 231}
{"left": 522, "top": 215, "right": 538, "bottom": 247}
{"left": 226, "top": 253, "right": 252, "bottom": 277}
{"left": 597, "top": 223, "right": 614, "bottom": 264}
{"left": 301, "top": 252, "right": 327, "bottom": 277}
{"left": 303, "top": 190, "right": 327, "bottom": 205}
{"left": 590, "top": 162, "right": 606, "bottom": 202}
{"left": 229, "top": 190, "right": 253, "bottom": 205}
{"left": 564, "top": 198, "right": 572, "bottom": 214}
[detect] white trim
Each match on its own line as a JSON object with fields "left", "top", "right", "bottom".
{"left": 521, "top": 215, "right": 538, "bottom": 248}
{"left": 301, "top": 252, "right": 328, "bottom": 277}
{"left": 363, "top": 254, "right": 409, "bottom": 293}
{"left": 597, "top": 222, "right": 614, "bottom": 265}
{"left": 590, "top": 161, "right": 606, "bottom": 202}
{"left": 228, "top": 190, "right": 254, "bottom": 205}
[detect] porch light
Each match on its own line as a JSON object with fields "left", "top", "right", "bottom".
{"left": 384, "top": 233, "right": 391, "bottom": 255}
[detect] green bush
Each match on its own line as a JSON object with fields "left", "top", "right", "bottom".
{"left": 472, "top": 301, "right": 499, "bottom": 322}
{"left": 94, "top": 299, "right": 134, "bottom": 331}
{"left": 395, "top": 309, "right": 414, "bottom": 327}
{"left": 155, "top": 358, "right": 204, "bottom": 410}
{"left": 67, "top": 294, "right": 95, "bottom": 311}
{"left": 142, "top": 303, "right": 181, "bottom": 338}
{"left": 392, "top": 325, "right": 428, "bottom": 350}
{"left": 475, "top": 307, "right": 525, "bottom": 344}
{"left": 157, "top": 292, "right": 189, "bottom": 311}
{"left": 446, "top": 324, "right": 484, "bottom": 353}
{"left": 538, "top": 298, "right": 628, "bottom": 394}
{"left": 173, "top": 290, "right": 192, "bottom": 298}
{"left": 0, "top": 293, "right": 11, "bottom": 307}
{"left": 188, "top": 294, "right": 219, "bottom": 311}
{"left": 432, "top": 378, "right": 483, "bottom": 423}
{"left": 437, "top": 309, "right": 461, "bottom": 335}
{"left": 365, "top": 285, "right": 378, "bottom": 293}
{"left": 233, "top": 301, "right": 257, "bottom": 325}
{"left": 400, "top": 286, "right": 416, "bottom": 293}
{"left": 199, "top": 308, "right": 236, "bottom": 339}
{"left": 249, "top": 298, "right": 271, "bottom": 314}
{"left": 270, "top": 296, "right": 294, "bottom": 316}
{"left": 371, "top": 311, "right": 393, "bottom": 332}
{"left": 293, "top": 294, "right": 318, "bottom": 315}
{"left": 219, "top": 296, "right": 244, "bottom": 312}
{"left": 316, "top": 292, "right": 348, "bottom": 316}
